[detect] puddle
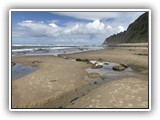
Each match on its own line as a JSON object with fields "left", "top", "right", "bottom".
{"left": 12, "top": 63, "right": 37, "bottom": 80}
{"left": 56, "top": 56, "right": 145, "bottom": 84}
{"left": 61, "top": 56, "right": 140, "bottom": 83}
{"left": 85, "top": 62, "right": 138, "bottom": 84}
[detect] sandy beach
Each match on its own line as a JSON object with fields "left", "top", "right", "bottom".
{"left": 11, "top": 45, "right": 149, "bottom": 108}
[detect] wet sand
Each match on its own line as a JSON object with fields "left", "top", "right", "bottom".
{"left": 12, "top": 56, "right": 91, "bottom": 108}
{"left": 67, "top": 78, "right": 148, "bottom": 108}
{"left": 11, "top": 45, "right": 149, "bottom": 108}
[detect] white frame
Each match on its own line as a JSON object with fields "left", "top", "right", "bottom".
{"left": 9, "top": 9, "right": 151, "bottom": 111}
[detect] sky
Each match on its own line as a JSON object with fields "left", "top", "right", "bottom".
{"left": 12, "top": 11, "right": 144, "bottom": 45}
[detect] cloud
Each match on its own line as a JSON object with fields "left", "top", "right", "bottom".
{"left": 14, "top": 19, "right": 110, "bottom": 40}
{"left": 24, "top": 20, "right": 32, "bottom": 23}
{"left": 86, "top": 20, "right": 105, "bottom": 31}
{"left": 13, "top": 12, "right": 144, "bottom": 45}
{"left": 106, "top": 25, "right": 112, "bottom": 29}
{"left": 51, "top": 12, "right": 144, "bottom": 21}
{"left": 118, "top": 25, "right": 125, "bottom": 32}
{"left": 63, "top": 20, "right": 106, "bottom": 37}
{"left": 16, "top": 20, "right": 61, "bottom": 38}
{"left": 52, "top": 12, "right": 144, "bottom": 33}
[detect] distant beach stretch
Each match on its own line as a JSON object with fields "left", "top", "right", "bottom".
{"left": 10, "top": 10, "right": 150, "bottom": 110}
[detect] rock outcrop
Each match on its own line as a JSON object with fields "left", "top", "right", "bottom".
{"left": 112, "top": 64, "right": 126, "bottom": 71}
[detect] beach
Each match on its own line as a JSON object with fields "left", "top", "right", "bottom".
{"left": 11, "top": 44, "right": 148, "bottom": 108}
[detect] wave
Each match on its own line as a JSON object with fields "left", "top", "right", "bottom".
{"left": 12, "top": 45, "right": 106, "bottom": 56}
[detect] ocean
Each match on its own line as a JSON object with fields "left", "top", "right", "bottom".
{"left": 12, "top": 44, "right": 106, "bottom": 56}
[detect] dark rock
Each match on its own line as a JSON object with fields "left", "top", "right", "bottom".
{"left": 94, "top": 81, "right": 97, "bottom": 84}
{"left": 120, "top": 63, "right": 128, "bottom": 68}
{"left": 81, "top": 59, "right": 89, "bottom": 62}
{"left": 49, "top": 80, "right": 57, "bottom": 82}
{"left": 104, "top": 62, "right": 109, "bottom": 65}
{"left": 76, "top": 58, "right": 82, "bottom": 61}
{"left": 112, "top": 64, "right": 125, "bottom": 71}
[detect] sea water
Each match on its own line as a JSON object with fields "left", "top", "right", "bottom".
{"left": 12, "top": 44, "right": 106, "bottom": 56}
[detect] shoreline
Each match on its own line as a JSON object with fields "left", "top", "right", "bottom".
{"left": 11, "top": 45, "right": 149, "bottom": 108}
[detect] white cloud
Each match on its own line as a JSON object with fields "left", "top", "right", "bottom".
{"left": 118, "top": 25, "right": 126, "bottom": 32}
{"left": 49, "top": 23, "right": 59, "bottom": 28}
{"left": 106, "top": 25, "right": 112, "bottom": 29}
{"left": 14, "top": 20, "right": 109, "bottom": 40}
{"left": 63, "top": 20, "right": 106, "bottom": 36}
{"left": 17, "top": 21, "right": 61, "bottom": 37}
{"left": 13, "top": 12, "right": 143, "bottom": 45}
{"left": 24, "top": 20, "right": 32, "bottom": 23}
{"left": 86, "top": 20, "right": 105, "bottom": 31}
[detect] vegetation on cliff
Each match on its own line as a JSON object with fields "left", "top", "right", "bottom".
{"left": 103, "top": 12, "right": 149, "bottom": 45}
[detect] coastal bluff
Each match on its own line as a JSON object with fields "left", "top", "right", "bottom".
{"left": 103, "top": 12, "right": 149, "bottom": 45}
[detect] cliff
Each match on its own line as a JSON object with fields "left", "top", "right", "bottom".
{"left": 103, "top": 12, "right": 149, "bottom": 45}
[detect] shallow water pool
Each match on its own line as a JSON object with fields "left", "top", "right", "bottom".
{"left": 12, "top": 64, "right": 37, "bottom": 80}
{"left": 85, "top": 62, "right": 138, "bottom": 83}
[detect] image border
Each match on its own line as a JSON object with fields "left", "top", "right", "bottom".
{"left": 9, "top": 9, "right": 151, "bottom": 111}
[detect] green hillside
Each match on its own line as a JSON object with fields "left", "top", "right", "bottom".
{"left": 103, "top": 12, "right": 149, "bottom": 45}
